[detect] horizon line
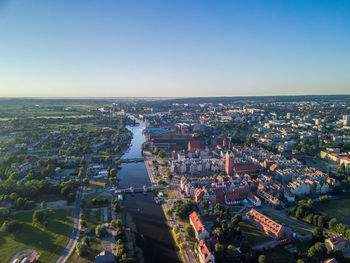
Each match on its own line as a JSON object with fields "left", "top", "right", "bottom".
{"left": 0, "top": 93, "right": 350, "bottom": 100}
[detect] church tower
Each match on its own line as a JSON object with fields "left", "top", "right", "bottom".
{"left": 225, "top": 151, "right": 235, "bottom": 176}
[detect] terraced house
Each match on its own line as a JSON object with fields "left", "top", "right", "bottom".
{"left": 246, "top": 209, "right": 286, "bottom": 240}
{"left": 189, "top": 211, "right": 210, "bottom": 241}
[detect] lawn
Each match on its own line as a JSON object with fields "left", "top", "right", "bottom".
{"left": 238, "top": 222, "right": 272, "bottom": 245}
{"left": 315, "top": 197, "right": 350, "bottom": 225}
{"left": 0, "top": 209, "right": 73, "bottom": 263}
{"left": 89, "top": 180, "right": 106, "bottom": 190}
{"left": 66, "top": 209, "right": 104, "bottom": 263}
{"left": 155, "top": 189, "right": 175, "bottom": 200}
{"left": 66, "top": 238, "right": 102, "bottom": 263}
{"left": 33, "top": 193, "right": 64, "bottom": 203}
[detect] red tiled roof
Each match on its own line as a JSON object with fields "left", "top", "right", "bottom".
{"left": 198, "top": 240, "right": 212, "bottom": 261}
{"left": 189, "top": 211, "right": 207, "bottom": 234}
{"left": 246, "top": 209, "right": 284, "bottom": 239}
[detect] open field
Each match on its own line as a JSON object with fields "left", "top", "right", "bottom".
{"left": 0, "top": 209, "right": 73, "bottom": 263}
{"left": 155, "top": 188, "right": 175, "bottom": 200}
{"left": 33, "top": 115, "right": 94, "bottom": 119}
{"left": 88, "top": 180, "right": 107, "bottom": 190}
{"left": 239, "top": 222, "right": 272, "bottom": 245}
{"left": 315, "top": 196, "right": 350, "bottom": 225}
{"left": 33, "top": 193, "right": 64, "bottom": 203}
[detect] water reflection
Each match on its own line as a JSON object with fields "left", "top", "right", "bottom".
{"left": 119, "top": 118, "right": 179, "bottom": 263}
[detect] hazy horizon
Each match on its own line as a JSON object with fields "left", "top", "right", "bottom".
{"left": 0, "top": 0, "right": 349, "bottom": 97}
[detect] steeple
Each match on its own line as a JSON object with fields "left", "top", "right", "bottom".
{"left": 228, "top": 134, "right": 232, "bottom": 151}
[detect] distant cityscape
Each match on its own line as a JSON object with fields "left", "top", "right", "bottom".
{"left": 0, "top": 96, "right": 350, "bottom": 263}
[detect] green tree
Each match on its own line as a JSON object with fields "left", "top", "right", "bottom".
{"left": 80, "top": 220, "right": 87, "bottom": 228}
{"left": 41, "top": 201, "right": 47, "bottom": 209}
{"left": 157, "top": 150, "right": 166, "bottom": 159}
{"left": 110, "top": 219, "right": 123, "bottom": 230}
{"left": 226, "top": 244, "right": 238, "bottom": 262}
{"left": 75, "top": 241, "right": 88, "bottom": 256}
{"left": 179, "top": 242, "right": 186, "bottom": 252}
{"left": 173, "top": 225, "right": 179, "bottom": 234}
{"left": 95, "top": 224, "right": 107, "bottom": 238}
{"left": 307, "top": 242, "right": 327, "bottom": 262}
{"left": 1, "top": 220, "right": 22, "bottom": 233}
{"left": 185, "top": 225, "right": 196, "bottom": 241}
{"left": 258, "top": 255, "right": 267, "bottom": 263}
{"left": 32, "top": 210, "right": 47, "bottom": 227}
{"left": 113, "top": 199, "right": 122, "bottom": 213}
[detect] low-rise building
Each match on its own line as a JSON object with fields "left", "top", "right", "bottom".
{"left": 325, "top": 235, "right": 347, "bottom": 251}
{"left": 246, "top": 209, "right": 286, "bottom": 240}
{"left": 189, "top": 211, "right": 210, "bottom": 240}
{"left": 197, "top": 240, "right": 215, "bottom": 263}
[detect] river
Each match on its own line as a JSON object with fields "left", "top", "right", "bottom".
{"left": 118, "top": 118, "right": 179, "bottom": 263}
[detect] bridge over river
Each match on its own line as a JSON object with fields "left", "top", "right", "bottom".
{"left": 120, "top": 158, "right": 144, "bottom": 163}
{"left": 115, "top": 185, "right": 165, "bottom": 194}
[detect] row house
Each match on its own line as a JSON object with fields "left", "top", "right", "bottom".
{"left": 288, "top": 180, "right": 311, "bottom": 196}
{"left": 246, "top": 209, "right": 286, "bottom": 240}
{"left": 197, "top": 240, "right": 215, "bottom": 263}
{"left": 194, "top": 188, "right": 216, "bottom": 205}
{"left": 172, "top": 159, "right": 225, "bottom": 175}
{"left": 287, "top": 178, "right": 332, "bottom": 196}
{"left": 247, "top": 194, "right": 262, "bottom": 206}
{"left": 189, "top": 211, "right": 210, "bottom": 241}
{"left": 257, "top": 190, "right": 280, "bottom": 206}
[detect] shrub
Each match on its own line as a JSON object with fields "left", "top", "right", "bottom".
{"left": 76, "top": 241, "right": 88, "bottom": 256}
{"left": 95, "top": 224, "right": 107, "bottom": 238}
{"left": 1, "top": 220, "right": 22, "bottom": 233}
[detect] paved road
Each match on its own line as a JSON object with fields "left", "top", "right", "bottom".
{"left": 55, "top": 189, "right": 83, "bottom": 263}
{"left": 144, "top": 157, "right": 157, "bottom": 184}
{"left": 11, "top": 205, "right": 75, "bottom": 215}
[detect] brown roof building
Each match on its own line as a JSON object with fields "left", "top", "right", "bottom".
{"left": 197, "top": 240, "right": 215, "bottom": 263}
{"left": 189, "top": 211, "right": 210, "bottom": 241}
{"left": 246, "top": 209, "right": 286, "bottom": 240}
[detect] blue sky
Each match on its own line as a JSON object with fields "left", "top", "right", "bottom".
{"left": 0, "top": 0, "right": 349, "bottom": 97}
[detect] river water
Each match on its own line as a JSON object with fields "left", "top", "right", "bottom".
{"left": 118, "top": 118, "right": 179, "bottom": 263}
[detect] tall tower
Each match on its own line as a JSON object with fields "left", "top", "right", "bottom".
{"left": 225, "top": 151, "right": 234, "bottom": 176}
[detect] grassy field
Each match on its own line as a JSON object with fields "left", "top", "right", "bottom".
{"left": 155, "top": 188, "right": 175, "bottom": 200}
{"left": 0, "top": 209, "right": 73, "bottom": 263}
{"left": 88, "top": 180, "right": 107, "bottom": 190}
{"left": 66, "top": 208, "right": 103, "bottom": 263}
{"left": 66, "top": 238, "right": 102, "bottom": 263}
{"left": 33, "top": 193, "right": 64, "bottom": 203}
{"left": 238, "top": 222, "right": 272, "bottom": 245}
{"left": 315, "top": 196, "right": 350, "bottom": 225}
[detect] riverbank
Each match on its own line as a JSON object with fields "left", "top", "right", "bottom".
{"left": 144, "top": 157, "right": 157, "bottom": 185}
{"left": 160, "top": 200, "right": 197, "bottom": 263}
{"left": 117, "top": 118, "right": 179, "bottom": 263}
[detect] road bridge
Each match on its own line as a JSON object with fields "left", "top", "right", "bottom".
{"left": 115, "top": 185, "right": 165, "bottom": 194}
{"left": 120, "top": 158, "right": 144, "bottom": 163}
